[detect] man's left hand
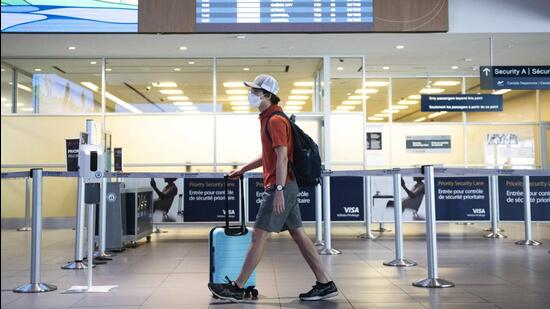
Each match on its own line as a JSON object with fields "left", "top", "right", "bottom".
{"left": 273, "top": 191, "right": 285, "bottom": 215}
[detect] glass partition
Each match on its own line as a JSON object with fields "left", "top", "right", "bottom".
{"left": 1, "top": 63, "right": 13, "bottom": 115}
{"left": 541, "top": 90, "right": 550, "bottom": 121}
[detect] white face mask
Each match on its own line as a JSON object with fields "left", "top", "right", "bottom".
{"left": 248, "top": 92, "right": 262, "bottom": 108}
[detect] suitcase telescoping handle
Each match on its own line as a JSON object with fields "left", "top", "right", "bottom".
{"left": 223, "top": 174, "right": 247, "bottom": 236}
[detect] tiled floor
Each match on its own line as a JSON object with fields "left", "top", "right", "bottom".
{"left": 1, "top": 223, "right": 549, "bottom": 309}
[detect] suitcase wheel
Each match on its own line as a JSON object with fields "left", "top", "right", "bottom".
{"left": 244, "top": 286, "right": 259, "bottom": 299}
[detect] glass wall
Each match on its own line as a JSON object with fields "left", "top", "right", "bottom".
{"left": 1, "top": 56, "right": 547, "bottom": 169}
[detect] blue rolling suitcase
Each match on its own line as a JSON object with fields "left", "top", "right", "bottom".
{"left": 209, "top": 175, "right": 258, "bottom": 298}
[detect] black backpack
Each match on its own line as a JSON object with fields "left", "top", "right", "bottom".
{"left": 265, "top": 111, "right": 322, "bottom": 187}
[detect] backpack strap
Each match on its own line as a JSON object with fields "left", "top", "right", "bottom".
{"left": 264, "top": 111, "right": 293, "bottom": 143}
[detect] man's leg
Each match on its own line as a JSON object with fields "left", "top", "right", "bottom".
{"left": 288, "top": 227, "right": 330, "bottom": 284}
{"left": 234, "top": 227, "right": 270, "bottom": 288}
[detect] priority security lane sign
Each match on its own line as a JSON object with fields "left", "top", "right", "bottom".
{"left": 480, "top": 66, "right": 550, "bottom": 90}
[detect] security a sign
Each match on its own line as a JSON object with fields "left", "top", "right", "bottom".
{"left": 480, "top": 66, "right": 550, "bottom": 90}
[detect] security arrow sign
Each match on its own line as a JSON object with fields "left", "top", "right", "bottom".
{"left": 483, "top": 67, "right": 491, "bottom": 76}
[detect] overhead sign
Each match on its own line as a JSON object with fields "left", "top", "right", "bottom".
{"left": 406, "top": 135, "right": 451, "bottom": 153}
{"left": 480, "top": 66, "right": 550, "bottom": 90}
{"left": 196, "top": 0, "right": 374, "bottom": 32}
{"left": 421, "top": 94, "right": 503, "bottom": 112}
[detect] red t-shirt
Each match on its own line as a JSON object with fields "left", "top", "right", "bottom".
{"left": 259, "top": 105, "right": 294, "bottom": 189}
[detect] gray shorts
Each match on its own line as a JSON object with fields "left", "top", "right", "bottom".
{"left": 254, "top": 180, "right": 303, "bottom": 233}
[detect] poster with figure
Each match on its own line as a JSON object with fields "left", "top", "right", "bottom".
{"left": 371, "top": 176, "right": 490, "bottom": 222}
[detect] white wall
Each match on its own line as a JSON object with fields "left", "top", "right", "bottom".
{"left": 449, "top": 0, "right": 550, "bottom": 33}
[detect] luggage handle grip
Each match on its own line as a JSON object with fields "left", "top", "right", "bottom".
{"left": 224, "top": 174, "right": 246, "bottom": 234}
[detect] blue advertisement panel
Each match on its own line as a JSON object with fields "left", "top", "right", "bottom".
{"left": 421, "top": 94, "right": 503, "bottom": 112}
{"left": 434, "top": 177, "right": 490, "bottom": 221}
{"left": 330, "top": 176, "right": 364, "bottom": 221}
{"left": 247, "top": 178, "right": 316, "bottom": 222}
{"left": 183, "top": 178, "right": 239, "bottom": 222}
{"left": 498, "top": 176, "right": 550, "bottom": 221}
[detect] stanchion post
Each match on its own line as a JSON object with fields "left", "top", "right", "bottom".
{"left": 14, "top": 169, "right": 57, "bottom": 293}
{"left": 515, "top": 175, "right": 542, "bottom": 246}
{"left": 413, "top": 165, "right": 454, "bottom": 288}
{"left": 358, "top": 176, "right": 376, "bottom": 239}
{"left": 62, "top": 177, "right": 91, "bottom": 270}
{"left": 314, "top": 183, "right": 324, "bottom": 246}
{"left": 484, "top": 175, "right": 506, "bottom": 239}
{"left": 383, "top": 172, "right": 416, "bottom": 267}
{"left": 17, "top": 176, "right": 32, "bottom": 231}
{"left": 319, "top": 176, "right": 341, "bottom": 255}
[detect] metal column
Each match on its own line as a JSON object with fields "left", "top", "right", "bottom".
{"left": 413, "top": 165, "right": 455, "bottom": 288}
{"left": 383, "top": 172, "right": 416, "bottom": 267}
{"left": 14, "top": 169, "right": 57, "bottom": 293}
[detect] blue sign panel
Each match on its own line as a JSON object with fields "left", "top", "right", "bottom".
{"left": 434, "top": 177, "right": 490, "bottom": 221}
{"left": 498, "top": 176, "right": 550, "bottom": 221}
{"left": 330, "top": 176, "right": 364, "bottom": 221}
{"left": 480, "top": 66, "right": 550, "bottom": 90}
{"left": 247, "top": 178, "right": 316, "bottom": 222}
{"left": 183, "top": 178, "right": 239, "bottom": 222}
{"left": 421, "top": 94, "right": 503, "bottom": 112}
{"left": 1, "top": 1, "right": 138, "bottom": 33}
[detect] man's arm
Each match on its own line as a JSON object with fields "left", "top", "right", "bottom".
{"left": 273, "top": 146, "right": 288, "bottom": 215}
{"left": 228, "top": 154, "right": 263, "bottom": 178}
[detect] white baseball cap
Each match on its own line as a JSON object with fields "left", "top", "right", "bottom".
{"left": 244, "top": 74, "right": 279, "bottom": 95}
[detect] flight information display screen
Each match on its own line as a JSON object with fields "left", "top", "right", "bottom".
{"left": 196, "top": 0, "right": 374, "bottom": 32}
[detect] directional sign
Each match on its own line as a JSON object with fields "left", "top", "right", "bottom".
{"left": 421, "top": 94, "right": 503, "bottom": 112}
{"left": 480, "top": 66, "right": 550, "bottom": 90}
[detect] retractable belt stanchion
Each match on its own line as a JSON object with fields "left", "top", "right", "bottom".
{"left": 314, "top": 183, "right": 324, "bottom": 247}
{"left": 413, "top": 165, "right": 454, "bottom": 288}
{"left": 515, "top": 175, "right": 542, "bottom": 246}
{"left": 62, "top": 177, "right": 92, "bottom": 270}
{"left": 17, "top": 176, "right": 32, "bottom": 231}
{"left": 319, "top": 176, "right": 341, "bottom": 255}
{"left": 484, "top": 175, "right": 506, "bottom": 239}
{"left": 14, "top": 169, "right": 57, "bottom": 293}
{"left": 384, "top": 171, "right": 416, "bottom": 267}
{"left": 95, "top": 177, "right": 113, "bottom": 260}
{"left": 358, "top": 176, "right": 376, "bottom": 239}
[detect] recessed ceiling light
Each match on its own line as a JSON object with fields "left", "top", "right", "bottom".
{"left": 81, "top": 82, "right": 99, "bottom": 92}
{"left": 179, "top": 46, "right": 188, "bottom": 51}
{"left": 463, "top": 58, "right": 472, "bottom": 62}
{"left": 105, "top": 68, "right": 112, "bottom": 72}
{"left": 230, "top": 101, "right": 249, "bottom": 106}
{"left": 179, "top": 106, "right": 197, "bottom": 111}
{"left": 428, "top": 111, "right": 448, "bottom": 119}
{"left": 174, "top": 68, "right": 181, "bottom": 71}
{"left": 408, "top": 95, "right": 421, "bottom": 100}
{"left": 382, "top": 66, "right": 390, "bottom": 70}
{"left": 152, "top": 82, "right": 177, "bottom": 88}
{"left": 433, "top": 81, "right": 461, "bottom": 86}
{"left": 289, "top": 95, "right": 309, "bottom": 100}
{"left": 243, "top": 67, "right": 250, "bottom": 71}
{"left": 20, "top": 107, "right": 34, "bottom": 112}
{"left": 396, "top": 45, "right": 404, "bottom": 49}
{"left": 68, "top": 46, "right": 76, "bottom": 50}
{"left": 355, "top": 88, "right": 379, "bottom": 94}
{"left": 236, "top": 35, "right": 246, "bottom": 39}
{"left": 228, "top": 95, "right": 248, "bottom": 101}
{"left": 17, "top": 84, "right": 32, "bottom": 92}
{"left": 414, "top": 117, "right": 426, "bottom": 122}
{"left": 336, "top": 105, "right": 355, "bottom": 110}
{"left": 160, "top": 89, "right": 184, "bottom": 95}
{"left": 368, "top": 117, "right": 384, "bottom": 121}
{"left": 285, "top": 106, "right": 303, "bottom": 111}
{"left": 226, "top": 89, "right": 248, "bottom": 95}
{"left": 374, "top": 114, "right": 389, "bottom": 118}
{"left": 342, "top": 100, "right": 362, "bottom": 105}
{"left": 232, "top": 106, "right": 250, "bottom": 111}
{"left": 291, "top": 89, "right": 314, "bottom": 94}
{"left": 382, "top": 109, "right": 400, "bottom": 114}
{"left": 349, "top": 95, "right": 370, "bottom": 100}
{"left": 451, "top": 66, "right": 459, "bottom": 70}
{"left": 223, "top": 82, "right": 245, "bottom": 88}
{"left": 188, "top": 61, "right": 195, "bottom": 65}
{"left": 286, "top": 101, "right": 306, "bottom": 105}
{"left": 398, "top": 100, "right": 418, "bottom": 105}
{"left": 90, "top": 61, "right": 97, "bottom": 65}
{"left": 364, "top": 81, "right": 389, "bottom": 87}
{"left": 34, "top": 68, "right": 41, "bottom": 72}
{"left": 167, "top": 96, "right": 189, "bottom": 101}
{"left": 293, "top": 81, "right": 314, "bottom": 87}
{"left": 420, "top": 87, "right": 445, "bottom": 94}
{"left": 493, "top": 89, "right": 511, "bottom": 95}
{"left": 391, "top": 105, "right": 409, "bottom": 110}
{"left": 337, "top": 67, "right": 344, "bottom": 71}
{"left": 1, "top": 68, "right": 5, "bottom": 72}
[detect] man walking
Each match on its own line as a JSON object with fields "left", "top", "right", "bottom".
{"left": 208, "top": 75, "right": 338, "bottom": 302}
